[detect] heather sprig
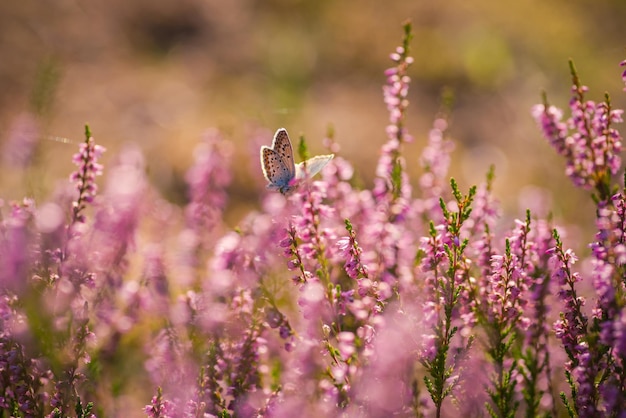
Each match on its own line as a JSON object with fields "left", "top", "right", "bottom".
{"left": 144, "top": 387, "right": 173, "bottom": 418}
{"left": 383, "top": 21, "right": 414, "bottom": 147}
{"left": 549, "top": 229, "right": 601, "bottom": 417}
{"left": 375, "top": 20, "right": 413, "bottom": 205}
{"left": 68, "top": 125, "right": 105, "bottom": 227}
{"left": 48, "top": 397, "right": 94, "bottom": 418}
{"left": 289, "top": 133, "right": 333, "bottom": 264}
{"left": 287, "top": 191, "right": 362, "bottom": 406}
{"left": 0, "top": 337, "right": 47, "bottom": 417}
{"left": 585, "top": 188, "right": 626, "bottom": 414}
{"left": 321, "top": 220, "right": 384, "bottom": 407}
{"left": 532, "top": 60, "right": 623, "bottom": 202}
{"left": 282, "top": 223, "right": 312, "bottom": 285}
{"left": 481, "top": 238, "right": 525, "bottom": 418}
{"left": 0, "top": 144, "right": 104, "bottom": 417}
{"left": 420, "top": 178, "right": 476, "bottom": 416}
{"left": 337, "top": 219, "right": 369, "bottom": 281}
{"left": 517, "top": 214, "right": 558, "bottom": 418}
{"left": 290, "top": 180, "right": 335, "bottom": 297}
{"left": 353, "top": 22, "right": 417, "bottom": 302}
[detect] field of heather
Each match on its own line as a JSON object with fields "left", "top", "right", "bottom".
{"left": 1, "top": 2, "right": 626, "bottom": 417}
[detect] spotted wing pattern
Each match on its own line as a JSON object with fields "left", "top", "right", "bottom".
{"left": 271, "top": 128, "right": 295, "bottom": 178}
{"left": 261, "top": 146, "right": 293, "bottom": 192}
{"left": 260, "top": 128, "right": 333, "bottom": 195}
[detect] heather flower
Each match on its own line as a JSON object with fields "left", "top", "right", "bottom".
{"left": 144, "top": 387, "right": 174, "bottom": 418}
{"left": 361, "top": 27, "right": 420, "bottom": 300}
{"left": 531, "top": 104, "right": 568, "bottom": 157}
{"left": 515, "top": 216, "right": 559, "bottom": 417}
{"left": 51, "top": 144, "right": 147, "bottom": 352}
{"left": 591, "top": 194, "right": 626, "bottom": 318}
{"left": 579, "top": 190, "right": 626, "bottom": 413}
{"left": 532, "top": 60, "right": 623, "bottom": 200}
{"left": 374, "top": 22, "right": 413, "bottom": 208}
{"left": 550, "top": 232, "right": 586, "bottom": 360}
{"left": 548, "top": 230, "right": 615, "bottom": 416}
{"left": 68, "top": 126, "right": 105, "bottom": 226}
{"left": 418, "top": 179, "right": 476, "bottom": 415}
{"left": 290, "top": 182, "right": 335, "bottom": 286}
{"left": 282, "top": 224, "right": 311, "bottom": 284}
{"left": 0, "top": 339, "right": 47, "bottom": 417}
{"left": 337, "top": 219, "right": 368, "bottom": 280}
{"left": 284, "top": 189, "right": 381, "bottom": 408}
{"left": 613, "top": 309, "right": 626, "bottom": 358}
{"left": 480, "top": 234, "right": 530, "bottom": 417}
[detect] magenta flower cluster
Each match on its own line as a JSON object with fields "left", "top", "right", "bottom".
{"left": 532, "top": 61, "right": 623, "bottom": 200}
{"left": 69, "top": 127, "right": 106, "bottom": 226}
{"left": 2, "top": 21, "right": 626, "bottom": 418}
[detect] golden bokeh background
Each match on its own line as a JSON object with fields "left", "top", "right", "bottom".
{"left": 1, "top": 0, "right": 626, "bottom": 245}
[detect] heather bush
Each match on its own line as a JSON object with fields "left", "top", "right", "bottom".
{"left": 1, "top": 22, "right": 625, "bottom": 418}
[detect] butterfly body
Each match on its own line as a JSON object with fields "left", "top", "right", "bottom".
{"left": 260, "top": 128, "right": 333, "bottom": 195}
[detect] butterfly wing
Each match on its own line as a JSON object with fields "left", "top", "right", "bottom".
{"left": 295, "top": 154, "right": 334, "bottom": 180}
{"left": 261, "top": 128, "right": 332, "bottom": 194}
{"left": 261, "top": 146, "right": 293, "bottom": 191}
{"left": 271, "top": 128, "right": 296, "bottom": 178}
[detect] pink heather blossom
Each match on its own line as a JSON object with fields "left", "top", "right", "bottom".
{"left": 532, "top": 65, "right": 623, "bottom": 198}
{"left": 68, "top": 132, "right": 106, "bottom": 226}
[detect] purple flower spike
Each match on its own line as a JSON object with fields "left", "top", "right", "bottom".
{"left": 68, "top": 126, "right": 105, "bottom": 227}
{"left": 532, "top": 61, "right": 623, "bottom": 200}
{"left": 374, "top": 22, "right": 414, "bottom": 206}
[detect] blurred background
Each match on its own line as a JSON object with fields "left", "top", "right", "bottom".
{"left": 1, "top": 0, "right": 625, "bottom": 245}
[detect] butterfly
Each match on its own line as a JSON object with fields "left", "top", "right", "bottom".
{"left": 260, "top": 128, "right": 334, "bottom": 195}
